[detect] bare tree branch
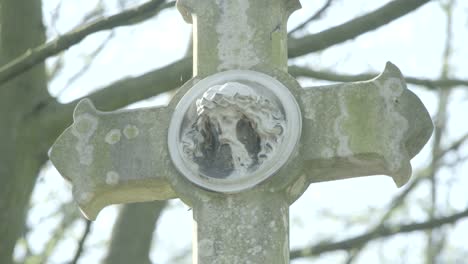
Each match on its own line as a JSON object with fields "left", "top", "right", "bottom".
{"left": 0, "top": 0, "right": 429, "bottom": 87}
{"left": 437, "top": 133, "right": 468, "bottom": 159}
{"left": 104, "top": 201, "right": 167, "bottom": 264}
{"left": 426, "top": 1, "right": 454, "bottom": 259}
{"left": 288, "top": 0, "right": 432, "bottom": 58}
{"left": 289, "top": 65, "right": 468, "bottom": 89}
{"left": 56, "top": 31, "right": 116, "bottom": 97}
{"left": 35, "top": 57, "right": 191, "bottom": 149}
{"left": 71, "top": 56, "right": 190, "bottom": 109}
{"left": 70, "top": 220, "right": 92, "bottom": 264}
{"left": 33, "top": 203, "right": 80, "bottom": 264}
{"left": 290, "top": 206, "right": 468, "bottom": 259}
{"left": 288, "top": 0, "right": 334, "bottom": 35}
{"left": 377, "top": 171, "right": 427, "bottom": 225}
{"left": 0, "top": 0, "right": 172, "bottom": 85}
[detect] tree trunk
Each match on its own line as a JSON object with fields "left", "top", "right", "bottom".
{"left": 104, "top": 201, "right": 167, "bottom": 264}
{"left": 0, "top": 0, "right": 49, "bottom": 263}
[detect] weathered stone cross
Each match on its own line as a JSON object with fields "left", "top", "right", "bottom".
{"left": 50, "top": 0, "right": 433, "bottom": 263}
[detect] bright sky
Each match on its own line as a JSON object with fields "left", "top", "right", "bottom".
{"left": 18, "top": 0, "right": 468, "bottom": 263}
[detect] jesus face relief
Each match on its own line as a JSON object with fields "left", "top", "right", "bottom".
{"left": 182, "top": 82, "right": 285, "bottom": 179}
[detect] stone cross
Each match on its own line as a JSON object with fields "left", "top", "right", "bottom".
{"left": 50, "top": 0, "right": 433, "bottom": 263}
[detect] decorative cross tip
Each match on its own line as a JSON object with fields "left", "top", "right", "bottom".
{"left": 300, "top": 62, "right": 433, "bottom": 187}
{"left": 176, "top": 0, "right": 301, "bottom": 24}
{"left": 49, "top": 99, "right": 176, "bottom": 220}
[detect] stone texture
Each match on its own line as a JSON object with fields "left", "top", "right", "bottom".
{"left": 299, "top": 62, "right": 433, "bottom": 187}
{"left": 50, "top": 99, "right": 176, "bottom": 220}
{"left": 193, "top": 191, "right": 289, "bottom": 264}
{"left": 176, "top": 0, "right": 300, "bottom": 76}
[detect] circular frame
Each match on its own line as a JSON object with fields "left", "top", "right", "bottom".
{"left": 168, "top": 70, "right": 302, "bottom": 193}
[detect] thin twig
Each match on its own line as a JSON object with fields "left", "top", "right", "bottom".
{"left": 289, "top": 0, "right": 334, "bottom": 35}
{"left": 70, "top": 220, "right": 92, "bottom": 264}
{"left": 0, "top": 0, "right": 172, "bottom": 85}
{"left": 49, "top": 1, "right": 63, "bottom": 35}
{"left": 344, "top": 248, "right": 362, "bottom": 264}
{"left": 425, "top": 1, "right": 454, "bottom": 261}
{"left": 56, "top": 31, "right": 116, "bottom": 97}
{"left": 37, "top": 206, "right": 80, "bottom": 263}
{"left": 81, "top": 0, "right": 106, "bottom": 24}
{"left": 289, "top": 65, "right": 468, "bottom": 89}
{"left": 288, "top": 0, "right": 431, "bottom": 58}
{"left": 339, "top": 134, "right": 461, "bottom": 255}
{"left": 290, "top": 206, "right": 468, "bottom": 259}
{"left": 437, "top": 133, "right": 468, "bottom": 159}
{"left": 326, "top": 170, "right": 429, "bottom": 259}
{"left": 378, "top": 174, "right": 426, "bottom": 224}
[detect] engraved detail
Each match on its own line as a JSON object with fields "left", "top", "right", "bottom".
{"left": 181, "top": 82, "right": 285, "bottom": 179}
{"left": 106, "top": 171, "right": 120, "bottom": 185}
{"left": 72, "top": 113, "right": 98, "bottom": 165}
{"left": 377, "top": 77, "right": 408, "bottom": 173}
{"left": 105, "top": 129, "right": 121, "bottom": 145}
{"left": 123, "top": 125, "right": 139, "bottom": 139}
{"left": 78, "top": 191, "right": 94, "bottom": 204}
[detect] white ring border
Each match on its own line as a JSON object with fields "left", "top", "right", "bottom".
{"left": 168, "top": 70, "right": 302, "bottom": 193}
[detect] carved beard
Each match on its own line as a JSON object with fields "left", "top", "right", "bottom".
{"left": 194, "top": 113, "right": 261, "bottom": 179}
{"left": 181, "top": 82, "right": 285, "bottom": 180}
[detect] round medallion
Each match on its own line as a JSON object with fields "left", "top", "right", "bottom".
{"left": 168, "top": 70, "right": 301, "bottom": 193}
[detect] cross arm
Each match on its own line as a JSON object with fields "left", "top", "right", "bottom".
{"left": 49, "top": 99, "right": 177, "bottom": 220}
{"left": 298, "top": 62, "right": 433, "bottom": 187}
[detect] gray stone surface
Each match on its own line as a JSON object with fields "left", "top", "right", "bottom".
{"left": 176, "top": 0, "right": 300, "bottom": 75}
{"left": 299, "top": 62, "right": 433, "bottom": 187}
{"left": 50, "top": 99, "right": 176, "bottom": 219}
{"left": 193, "top": 192, "right": 289, "bottom": 263}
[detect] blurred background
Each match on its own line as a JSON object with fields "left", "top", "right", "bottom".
{"left": 1, "top": 0, "right": 467, "bottom": 263}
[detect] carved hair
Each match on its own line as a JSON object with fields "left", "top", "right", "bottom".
{"left": 182, "top": 82, "right": 285, "bottom": 178}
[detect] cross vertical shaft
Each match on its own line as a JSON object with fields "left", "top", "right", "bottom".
{"left": 174, "top": 1, "right": 301, "bottom": 263}
{"left": 193, "top": 193, "right": 289, "bottom": 263}
{"left": 177, "top": 0, "right": 299, "bottom": 76}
